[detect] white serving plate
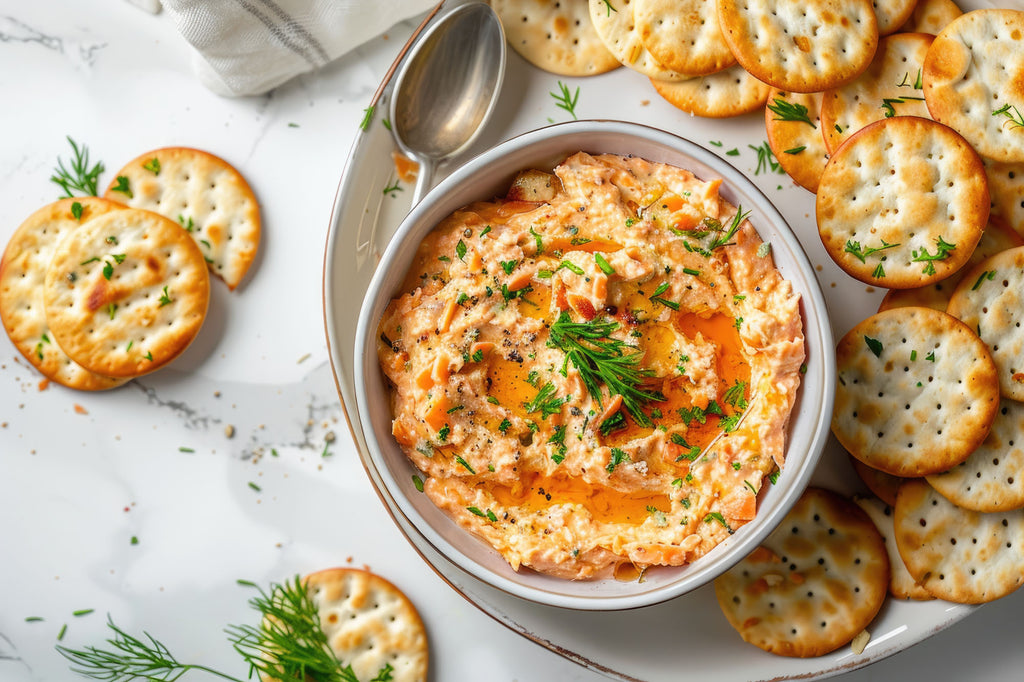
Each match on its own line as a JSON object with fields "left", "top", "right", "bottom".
{"left": 323, "top": 5, "right": 980, "bottom": 678}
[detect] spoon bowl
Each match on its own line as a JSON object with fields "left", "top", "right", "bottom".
{"left": 389, "top": 2, "right": 506, "bottom": 204}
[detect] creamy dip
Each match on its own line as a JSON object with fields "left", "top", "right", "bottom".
{"left": 376, "top": 152, "right": 805, "bottom": 580}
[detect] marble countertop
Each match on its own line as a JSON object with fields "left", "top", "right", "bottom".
{"left": 2, "top": 2, "right": 1024, "bottom": 681}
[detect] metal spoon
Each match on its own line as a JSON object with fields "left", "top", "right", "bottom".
{"left": 389, "top": 2, "right": 506, "bottom": 204}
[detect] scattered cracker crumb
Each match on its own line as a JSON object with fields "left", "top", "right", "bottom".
{"left": 865, "top": 286, "right": 876, "bottom": 293}
{"left": 297, "top": 353, "right": 311, "bottom": 364}
{"left": 641, "top": 99, "right": 650, "bottom": 106}
{"left": 74, "top": 404, "right": 88, "bottom": 415}
{"left": 224, "top": 424, "right": 235, "bottom": 438}
{"left": 38, "top": 379, "right": 49, "bottom": 391}
{"left": 851, "top": 629, "right": 871, "bottom": 655}
{"left": 214, "top": 390, "right": 221, "bottom": 397}
{"left": 324, "top": 430, "right": 336, "bottom": 443}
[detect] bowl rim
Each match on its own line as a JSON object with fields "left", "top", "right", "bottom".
{"left": 353, "top": 119, "right": 836, "bottom": 610}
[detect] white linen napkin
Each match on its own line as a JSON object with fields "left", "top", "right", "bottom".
{"left": 161, "top": 0, "right": 438, "bottom": 97}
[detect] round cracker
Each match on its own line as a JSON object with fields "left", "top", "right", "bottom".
{"left": 898, "top": 0, "right": 962, "bottom": 35}
{"left": 946, "top": 245, "right": 1024, "bottom": 401}
{"left": 872, "top": 0, "right": 920, "bottom": 36}
{"left": 588, "top": 0, "right": 688, "bottom": 80}
{"left": 764, "top": 89, "right": 829, "bottom": 192}
{"left": 816, "top": 116, "right": 989, "bottom": 288}
{"left": 104, "top": 147, "right": 260, "bottom": 290}
{"left": 820, "top": 32, "right": 933, "bottom": 154}
{"left": 304, "top": 568, "right": 428, "bottom": 682}
{"left": 633, "top": 0, "right": 736, "bottom": 77}
{"left": 894, "top": 478, "right": 1024, "bottom": 603}
{"left": 0, "top": 198, "right": 129, "bottom": 391}
{"left": 853, "top": 494, "right": 934, "bottom": 600}
{"left": 650, "top": 64, "right": 771, "bottom": 118}
{"left": 850, "top": 454, "right": 904, "bottom": 506}
{"left": 927, "top": 399, "right": 1024, "bottom": 513}
{"left": 43, "top": 208, "right": 210, "bottom": 378}
{"left": 878, "top": 215, "right": 1024, "bottom": 313}
{"left": 984, "top": 157, "right": 1024, "bottom": 240}
{"left": 832, "top": 306, "right": 1000, "bottom": 477}
{"left": 714, "top": 487, "right": 889, "bottom": 658}
{"left": 492, "top": 0, "right": 621, "bottom": 76}
{"left": 716, "top": 0, "right": 879, "bottom": 93}
{"left": 922, "top": 9, "right": 1024, "bottom": 163}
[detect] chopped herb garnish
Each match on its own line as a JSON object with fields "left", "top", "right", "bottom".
{"left": 704, "top": 511, "right": 730, "bottom": 529}
{"left": 926, "top": 350, "right": 936, "bottom": 362}
{"left": 178, "top": 446, "right": 194, "bottom": 453}
{"left": 725, "top": 148, "right": 740, "bottom": 156}
{"left": 599, "top": 0, "right": 616, "bottom": 15}
{"left": 757, "top": 241, "right": 772, "bottom": 258}
{"left": 437, "top": 423, "right": 450, "bottom": 442}
{"left": 142, "top": 157, "right": 161, "bottom": 175}
{"left": 767, "top": 97, "right": 816, "bottom": 128}
{"left": 158, "top": 285, "right": 173, "bottom": 307}
{"left": 412, "top": 475, "right": 424, "bottom": 492}
{"left": 383, "top": 179, "right": 402, "bottom": 197}
{"left": 110, "top": 175, "right": 133, "bottom": 198}
{"left": 479, "top": 225, "right": 492, "bottom": 238}
{"left": 649, "top": 281, "right": 679, "bottom": 310}
{"left": 769, "top": 470, "right": 780, "bottom": 485}
{"left": 709, "top": 140, "right": 723, "bottom": 147}
{"left": 498, "top": 418, "right": 511, "bottom": 434}
{"left": 993, "top": 103, "right": 1024, "bottom": 129}
{"left": 748, "top": 142, "right": 784, "bottom": 175}
{"left": 500, "top": 259, "right": 518, "bottom": 275}
{"left": 682, "top": 267, "right": 701, "bottom": 277}
{"left": 606, "top": 447, "right": 630, "bottom": 473}
{"left": 455, "top": 240, "right": 467, "bottom": 261}
{"left": 550, "top": 81, "right": 580, "bottom": 120}
{"left": 972, "top": 269, "right": 996, "bottom": 290}
{"left": 359, "top": 104, "right": 374, "bottom": 130}
{"left": 73, "top": 609, "right": 95, "bottom": 617}
{"left": 557, "top": 259, "right": 585, "bottom": 276}
{"left": 671, "top": 433, "right": 701, "bottom": 461}
{"left": 71, "top": 201, "right": 84, "bottom": 221}
{"left": 911, "top": 236, "right": 956, "bottom": 275}
{"left": 844, "top": 238, "right": 900, "bottom": 263}
{"left": 248, "top": 482, "right": 261, "bottom": 492}
{"left": 783, "top": 146, "right": 806, "bottom": 155}
{"left": 523, "top": 382, "right": 568, "bottom": 420}
{"left": 864, "top": 335, "right": 884, "bottom": 358}
{"left": 594, "top": 253, "right": 615, "bottom": 275}
{"left": 455, "top": 455, "right": 475, "bottom": 473}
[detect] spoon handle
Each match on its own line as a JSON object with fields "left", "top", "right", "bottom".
{"left": 411, "top": 157, "right": 435, "bottom": 206}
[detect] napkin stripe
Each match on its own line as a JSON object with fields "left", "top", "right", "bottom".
{"left": 234, "top": 0, "right": 330, "bottom": 67}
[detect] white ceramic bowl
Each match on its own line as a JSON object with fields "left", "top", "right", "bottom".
{"left": 354, "top": 120, "right": 835, "bottom": 610}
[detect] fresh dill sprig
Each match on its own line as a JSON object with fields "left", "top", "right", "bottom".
{"left": 57, "top": 615, "right": 241, "bottom": 681}
{"left": 766, "top": 98, "right": 816, "bottom": 128}
{"left": 56, "top": 576, "right": 388, "bottom": 682}
{"left": 844, "top": 238, "right": 900, "bottom": 263}
{"left": 993, "top": 103, "right": 1024, "bottom": 129}
{"left": 547, "top": 312, "right": 663, "bottom": 428}
{"left": 51, "top": 136, "right": 104, "bottom": 198}
{"left": 550, "top": 81, "right": 580, "bottom": 120}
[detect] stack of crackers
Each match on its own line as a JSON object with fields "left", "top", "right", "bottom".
{"left": 0, "top": 147, "right": 260, "bottom": 391}
{"left": 489, "top": 0, "right": 1024, "bottom": 660}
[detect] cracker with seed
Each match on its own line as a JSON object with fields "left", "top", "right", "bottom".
{"left": 104, "top": 147, "right": 260, "bottom": 290}
{"left": 588, "top": 0, "right": 687, "bottom": 80}
{"left": 820, "top": 32, "right": 933, "bottom": 154}
{"left": 927, "top": 399, "right": 1024, "bottom": 512}
{"left": 716, "top": 0, "right": 879, "bottom": 93}
{"left": 304, "top": 568, "right": 428, "bottom": 682}
{"left": 947, "top": 246, "right": 1024, "bottom": 401}
{"left": 633, "top": 0, "right": 736, "bottom": 77}
{"left": 42, "top": 208, "right": 210, "bottom": 378}
{"left": 492, "top": 0, "right": 621, "bottom": 76}
{"left": 0, "top": 198, "right": 128, "bottom": 391}
{"left": 894, "top": 478, "right": 1024, "bottom": 603}
{"left": 714, "top": 487, "right": 889, "bottom": 658}
{"left": 853, "top": 494, "right": 934, "bottom": 600}
{"left": 850, "top": 455, "right": 904, "bottom": 506}
{"left": 984, "top": 157, "right": 1024, "bottom": 239}
{"left": 764, "top": 90, "right": 829, "bottom": 192}
{"left": 872, "top": 0, "right": 920, "bottom": 36}
{"left": 878, "top": 215, "right": 1024, "bottom": 312}
{"left": 922, "top": 9, "right": 1024, "bottom": 163}
{"left": 650, "top": 64, "right": 771, "bottom": 118}
{"left": 832, "top": 306, "right": 1000, "bottom": 477}
{"left": 898, "top": 0, "right": 961, "bottom": 34}
{"left": 816, "top": 116, "right": 989, "bottom": 288}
